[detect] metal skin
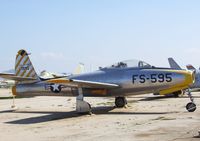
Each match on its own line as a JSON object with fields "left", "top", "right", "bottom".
{"left": 13, "top": 67, "right": 194, "bottom": 98}
{"left": 186, "top": 65, "right": 200, "bottom": 90}
{"left": 13, "top": 83, "right": 73, "bottom": 97}
{"left": 69, "top": 68, "right": 193, "bottom": 97}
{"left": 190, "top": 71, "right": 200, "bottom": 89}
{"left": 0, "top": 49, "right": 195, "bottom": 113}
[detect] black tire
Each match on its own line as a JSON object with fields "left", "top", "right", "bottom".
{"left": 186, "top": 102, "right": 196, "bottom": 112}
{"left": 115, "top": 97, "right": 127, "bottom": 108}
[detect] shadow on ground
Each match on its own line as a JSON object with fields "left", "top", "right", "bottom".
{"left": 133, "top": 95, "right": 200, "bottom": 101}
{"left": 3, "top": 106, "right": 172, "bottom": 125}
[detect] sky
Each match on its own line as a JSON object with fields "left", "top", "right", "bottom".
{"left": 0, "top": 0, "right": 200, "bottom": 73}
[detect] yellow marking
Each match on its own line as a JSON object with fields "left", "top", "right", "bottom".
{"left": 15, "top": 54, "right": 26, "bottom": 71}
{"left": 20, "top": 70, "right": 27, "bottom": 77}
{"left": 26, "top": 68, "right": 34, "bottom": 77}
{"left": 18, "top": 50, "right": 23, "bottom": 55}
{"left": 12, "top": 86, "right": 17, "bottom": 96}
{"left": 19, "top": 58, "right": 29, "bottom": 77}
{"left": 155, "top": 69, "right": 194, "bottom": 86}
{"left": 47, "top": 79, "right": 70, "bottom": 84}
{"left": 91, "top": 89, "right": 107, "bottom": 95}
{"left": 16, "top": 53, "right": 20, "bottom": 61}
{"left": 159, "top": 70, "right": 194, "bottom": 95}
{"left": 160, "top": 86, "right": 188, "bottom": 95}
{"left": 16, "top": 69, "right": 21, "bottom": 76}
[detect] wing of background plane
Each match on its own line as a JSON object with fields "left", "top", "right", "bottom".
{"left": 46, "top": 78, "right": 119, "bottom": 89}
{"left": 168, "top": 58, "right": 182, "bottom": 70}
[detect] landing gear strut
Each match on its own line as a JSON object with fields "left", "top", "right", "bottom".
{"left": 186, "top": 89, "right": 196, "bottom": 112}
{"left": 76, "top": 88, "right": 91, "bottom": 114}
{"left": 115, "top": 97, "right": 127, "bottom": 108}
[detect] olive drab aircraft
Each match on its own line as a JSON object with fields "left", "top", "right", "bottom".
{"left": 0, "top": 49, "right": 197, "bottom": 113}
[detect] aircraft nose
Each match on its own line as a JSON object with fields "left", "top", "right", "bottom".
{"left": 184, "top": 71, "right": 195, "bottom": 86}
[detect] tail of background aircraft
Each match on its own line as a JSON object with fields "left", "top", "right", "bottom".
{"left": 73, "top": 63, "right": 85, "bottom": 75}
{"left": 186, "top": 64, "right": 196, "bottom": 71}
{"left": 15, "top": 49, "right": 38, "bottom": 79}
{"left": 168, "top": 58, "right": 182, "bottom": 70}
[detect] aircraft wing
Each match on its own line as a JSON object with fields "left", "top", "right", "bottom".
{"left": 0, "top": 73, "right": 38, "bottom": 81}
{"left": 46, "top": 78, "right": 119, "bottom": 88}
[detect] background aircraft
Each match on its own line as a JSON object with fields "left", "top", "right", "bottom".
{"left": 40, "top": 63, "right": 85, "bottom": 79}
{"left": 168, "top": 58, "right": 200, "bottom": 91}
{"left": 186, "top": 64, "right": 200, "bottom": 91}
{"left": 0, "top": 50, "right": 196, "bottom": 113}
{"left": 0, "top": 79, "right": 15, "bottom": 88}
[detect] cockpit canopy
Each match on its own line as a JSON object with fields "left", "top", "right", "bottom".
{"left": 102, "top": 60, "right": 152, "bottom": 69}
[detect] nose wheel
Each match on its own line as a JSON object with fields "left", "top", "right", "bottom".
{"left": 186, "top": 89, "right": 196, "bottom": 112}
{"left": 186, "top": 102, "right": 196, "bottom": 112}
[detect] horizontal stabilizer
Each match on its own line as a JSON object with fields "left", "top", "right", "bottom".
{"left": 0, "top": 73, "right": 38, "bottom": 82}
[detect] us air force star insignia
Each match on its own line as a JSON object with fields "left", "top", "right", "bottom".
{"left": 52, "top": 84, "right": 60, "bottom": 91}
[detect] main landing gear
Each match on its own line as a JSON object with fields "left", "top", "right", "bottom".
{"left": 76, "top": 88, "right": 91, "bottom": 114}
{"left": 115, "top": 97, "right": 127, "bottom": 108}
{"left": 186, "top": 89, "right": 196, "bottom": 112}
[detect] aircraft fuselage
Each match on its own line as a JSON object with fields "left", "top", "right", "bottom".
{"left": 13, "top": 67, "right": 193, "bottom": 97}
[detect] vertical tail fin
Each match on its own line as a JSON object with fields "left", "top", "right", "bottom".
{"left": 168, "top": 58, "right": 182, "bottom": 70}
{"left": 15, "top": 49, "right": 38, "bottom": 79}
{"left": 73, "top": 63, "right": 85, "bottom": 75}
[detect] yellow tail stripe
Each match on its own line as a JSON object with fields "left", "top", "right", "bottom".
{"left": 19, "top": 58, "right": 30, "bottom": 77}
{"left": 16, "top": 56, "right": 29, "bottom": 76}
{"left": 15, "top": 54, "right": 26, "bottom": 71}
{"left": 20, "top": 69, "right": 27, "bottom": 77}
{"left": 26, "top": 68, "right": 34, "bottom": 77}
{"left": 16, "top": 54, "right": 20, "bottom": 61}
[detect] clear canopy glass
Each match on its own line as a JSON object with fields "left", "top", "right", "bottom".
{"left": 103, "top": 59, "right": 152, "bottom": 69}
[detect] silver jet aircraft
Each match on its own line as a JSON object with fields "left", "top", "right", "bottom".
{"left": 0, "top": 50, "right": 196, "bottom": 113}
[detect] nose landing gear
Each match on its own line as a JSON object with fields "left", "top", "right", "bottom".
{"left": 186, "top": 89, "right": 196, "bottom": 112}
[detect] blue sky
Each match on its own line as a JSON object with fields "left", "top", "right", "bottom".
{"left": 0, "top": 0, "right": 200, "bottom": 73}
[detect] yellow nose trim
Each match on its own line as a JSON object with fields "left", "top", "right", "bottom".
{"left": 159, "top": 70, "right": 194, "bottom": 95}
{"left": 183, "top": 71, "right": 194, "bottom": 86}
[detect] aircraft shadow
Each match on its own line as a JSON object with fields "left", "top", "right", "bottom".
{"left": 137, "top": 95, "right": 200, "bottom": 101}
{"left": 138, "top": 95, "right": 176, "bottom": 101}
{"left": 5, "top": 106, "right": 170, "bottom": 125}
